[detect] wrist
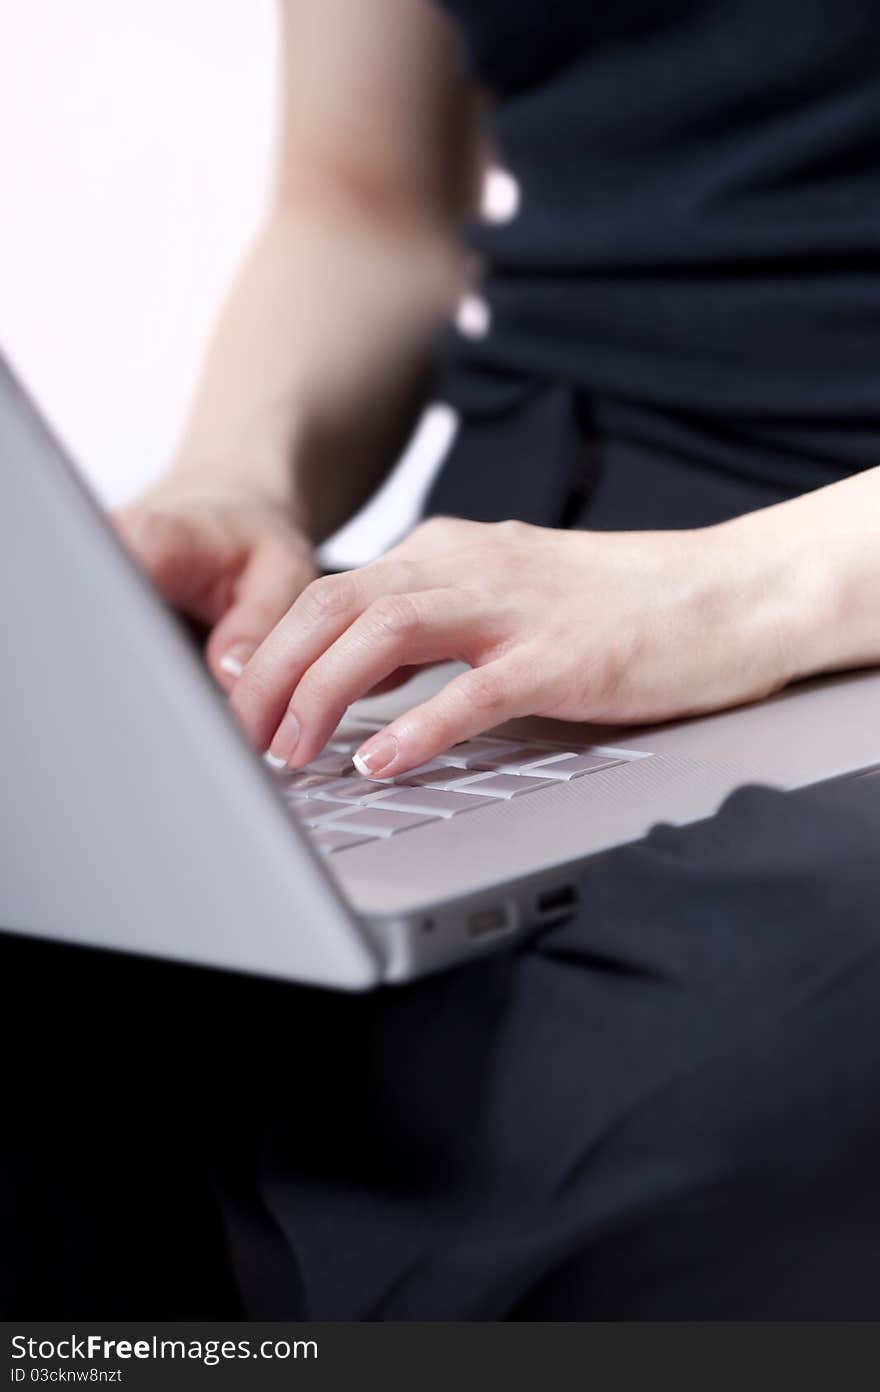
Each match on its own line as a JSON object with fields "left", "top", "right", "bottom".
{"left": 163, "top": 431, "right": 319, "bottom": 537}
{"left": 715, "top": 509, "right": 840, "bottom": 687}
{"left": 166, "top": 388, "right": 318, "bottom": 522}
{"left": 164, "top": 457, "right": 297, "bottom": 515}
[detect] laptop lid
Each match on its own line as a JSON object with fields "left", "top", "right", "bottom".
{"left": 0, "top": 349, "right": 381, "bottom": 989}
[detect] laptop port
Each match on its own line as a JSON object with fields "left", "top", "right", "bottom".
{"left": 467, "top": 905, "right": 511, "bottom": 939}
{"left": 537, "top": 884, "right": 578, "bottom": 918}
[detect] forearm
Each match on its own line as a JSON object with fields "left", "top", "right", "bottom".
{"left": 169, "top": 191, "right": 466, "bottom": 541}
{"left": 722, "top": 464, "right": 880, "bottom": 681}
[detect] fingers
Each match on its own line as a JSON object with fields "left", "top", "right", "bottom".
{"left": 350, "top": 658, "right": 537, "bottom": 777}
{"left": 115, "top": 505, "right": 235, "bottom": 619}
{"left": 229, "top": 518, "right": 533, "bottom": 763}
{"left": 115, "top": 499, "right": 319, "bottom": 691}
{"left": 360, "top": 664, "right": 434, "bottom": 697}
{"left": 230, "top": 558, "right": 434, "bottom": 751}
{"left": 205, "top": 539, "right": 316, "bottom": 690}
{"left": 266, "top": 590, "right": 486, "bottom": 766}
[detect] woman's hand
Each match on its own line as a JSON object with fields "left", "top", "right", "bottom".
{"left": 115, "top": 483, "right": 318, "bottom": 689}
{"left": 228, "top": 514, "right": 810, "bottom": 777}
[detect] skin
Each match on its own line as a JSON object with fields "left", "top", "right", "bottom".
{"left": 119, "top": 0, "right": 880, "bottom": 780}
{"left": 118, "top": 0, "right": 480, "bottom": 682}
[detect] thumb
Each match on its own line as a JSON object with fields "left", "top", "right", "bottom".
{"left": 206, "top": 536, "right": 315, "bottom": 690}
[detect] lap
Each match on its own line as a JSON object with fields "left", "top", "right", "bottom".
{"left": 256, "top": 777, "right": 880, "bottom": 1318}
{"left": 4, "top": 776, "right": 880, "bottom": 1318}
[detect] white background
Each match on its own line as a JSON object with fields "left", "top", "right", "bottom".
{"left": 1, "top": 0, "right": 455, "bottom": 563}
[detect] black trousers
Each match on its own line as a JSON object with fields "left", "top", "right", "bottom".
{"left": 4, "top": 773, "right": 880, "bottom": 1320}
{"left": 4, "top": 421, "right": 880, "bottom": 1319}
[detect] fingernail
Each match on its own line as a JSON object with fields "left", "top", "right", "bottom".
{"left": 269, "top": 710, "right": 301, "bottom": 767}
{"left": 263, "top": 752, "right": 288, "bottom": 770}
{"left": 353, "top": 733, "right": 399, "bottom": 778}
{"left": 219, "top": 642, "right": 255, "bottom": 678}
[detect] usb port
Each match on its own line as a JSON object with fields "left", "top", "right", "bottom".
{"left": 467, "top": 905, "right": 510, "bottom": 939}
{"left": 537, "top": 884, "right": 578, "bottom": 918}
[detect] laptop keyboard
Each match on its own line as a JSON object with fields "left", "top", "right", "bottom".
{"left": 269, "top": 725, "right": 644, "bottom": 856}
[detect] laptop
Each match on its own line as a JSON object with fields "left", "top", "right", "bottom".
{"left": 3, "top": 349, "right": 880, "bottom": 989}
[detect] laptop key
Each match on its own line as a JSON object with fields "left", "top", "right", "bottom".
{"left": 407, "top": 765, "right": 495, "bottom": 789}
{"left": 479, "top": 745, "right": 570, "bottom": 771}
{"left": 326, "top": 724, "right": 383, "bottom": 753}
{"left": 453, "top": 773, "right": 553, "bottom": 799}
{"left": 311, "top": 827, "right": 376, "bottom": 853}
{"left": 312, "top": 776, "right": 394, "bottom": 804}
{"left": 277, "top": 771, "right": 336, "bottom": 794}
{"left": 443, "top": 738, "right": 525, "bottom": 768}
{"left": 521, "top": 753, "right": 623, "bottom": 779}
{"left": 287, "top": 801, "right": 353, "bottom": 826}
{"left": 371, "top": 788, "right": 493, "bottom": 818}
{"left": 303, "top": 752, "right": 357, "bottom": 776}
{"left": 321, "top": 807, "right": 438, "bottom": 838}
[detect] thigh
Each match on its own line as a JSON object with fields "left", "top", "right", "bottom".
{"left": 256, "top": 775, "right": 880, "bottom": 1319}
{"left": 0, "top": 938, "right": 245, "bottom": 1317}
{"left": 6, "top": 776, "right": 880, "bottom": 1319}
{"left": 516, "top": 946, "right": 880, "bottom": 1319}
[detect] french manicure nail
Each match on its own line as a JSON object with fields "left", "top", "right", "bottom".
{"left": 269, "top": 710, "right": 301, "bottom": 766}
{"left": 353, "top": 733, "right": 400, "bottom": 778}
{"left": 263, "top": 752, "right": 288, "bottom": 770}
{"left": 219, "top": 653, "right": 244, "bottom": 678}
{"left": 219, "top": 642, "right": 255, "bottom": 678}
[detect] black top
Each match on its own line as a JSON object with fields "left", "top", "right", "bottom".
{"left": 427, "top": 0, "right": 880, "bottom": 529}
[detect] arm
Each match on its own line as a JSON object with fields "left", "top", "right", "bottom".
{"left": 119, "top": 0, "right": 482, "bottom": 679}
{"left": 173, "top": 0, "right": 482, "bottom": 539}
{"left": 227, "top": 466, "right": 880, "bottom": 777}
{"left": 729, "top": 464, "right": 880, "bottom": 679}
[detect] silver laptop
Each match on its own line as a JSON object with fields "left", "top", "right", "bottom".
{"left": 3, "top": 350, "right": 879, "bottom": 989}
